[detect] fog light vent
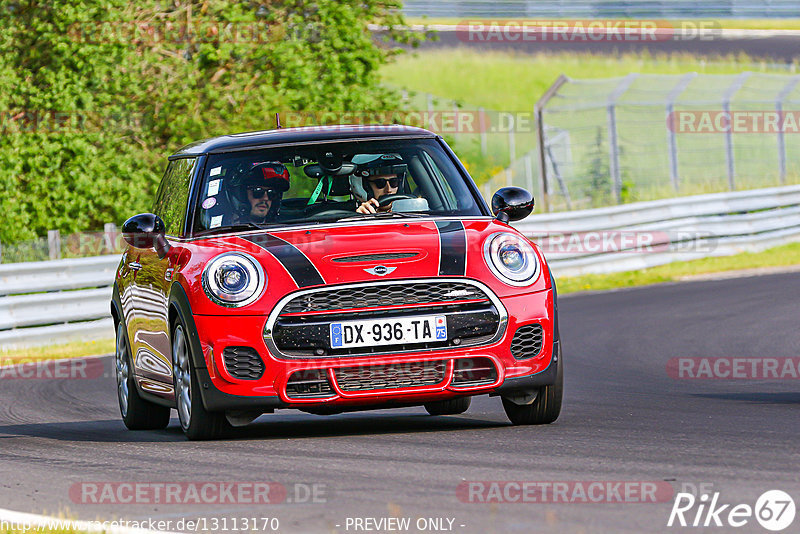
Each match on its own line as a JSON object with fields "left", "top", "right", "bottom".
{"left": 510, "top": 324, "right": 544, "bottom": 360}
{"left": 222, "top": 346, "right": 265, "bottom": 380}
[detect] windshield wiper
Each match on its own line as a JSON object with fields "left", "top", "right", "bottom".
{"left": 195, "top": 223, "right": 268, "bottom": 236}
{"left": 338, "top": 211, "right": 431, "bottom": 222}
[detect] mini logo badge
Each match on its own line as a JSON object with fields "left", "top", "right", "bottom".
{"left": 364, "top": 265, "right": 396, "bottom": 276}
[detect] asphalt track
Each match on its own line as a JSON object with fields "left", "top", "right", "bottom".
{"left": 1, "top": 271, "right": 799, "bottom": 533}
{"left": 400, "top": 30, "right": 800, "bottom": 62}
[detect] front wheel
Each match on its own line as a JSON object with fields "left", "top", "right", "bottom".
{"left": 115, "top": 321, "right": 170, "bottom": 430}
{"left": 172, "top": 321, "right": 231, "bottom": 440}
{"left": 502, "top": 346, "right": 563, "bottom": 425}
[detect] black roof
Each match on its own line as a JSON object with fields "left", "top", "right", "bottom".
{"left": 171, "top": 125, "right": 438, "bottom": 157}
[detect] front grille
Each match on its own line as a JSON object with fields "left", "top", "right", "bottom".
{"left": 269, "top": 280, "right": 504, "bottom": 358}
{"left": 334, "top": 360, "right": 447, "bottom": 392}
{"left": 332, "top": 252, "right": 418, "bottom": 263}
{"left": 510, "top": 324, "right": 545, "bottom": 360}
{"left": 222, "top": 347, "right": 265, "bottom": 380}
{"left": 452, "top": 357, "right": 498, "bottom": 387}
{"left": 280, "top": 281, "right": 488, "bottom": 314}
{"left": 285, "top": 369, "right": 335, "bottom": 399}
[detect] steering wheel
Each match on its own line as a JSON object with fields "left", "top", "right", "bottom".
{"left": 378, "top": 193, "right": 415, "bottom": 207}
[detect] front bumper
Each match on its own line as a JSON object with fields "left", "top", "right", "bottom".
{"left": 192, "top": 288, "right": 556, "bottom": 412}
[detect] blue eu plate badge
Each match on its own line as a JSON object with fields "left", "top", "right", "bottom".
{"left": 331, "top": 323, "right": 343, "bottom": 348}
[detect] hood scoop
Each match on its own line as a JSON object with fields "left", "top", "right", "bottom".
{"left": 331, "top": 252, "right": 419, "bottom": 263}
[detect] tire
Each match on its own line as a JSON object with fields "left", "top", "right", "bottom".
{"left": 424, "top": 396, "right": 471, "bottom": 416}
{"left": 502, "top": 345, "right": 563, "bottom": 425}
{"left": 115, "top": 321, "right": 171, "bottom": 430}
{"left": 172, "top": 320, "right": 231, "bottom": 440}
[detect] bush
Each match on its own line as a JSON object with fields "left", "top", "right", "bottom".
{"left": 0, "top": 0, "right": 419, "bottom": 244}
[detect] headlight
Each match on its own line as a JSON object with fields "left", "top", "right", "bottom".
{"left": 202, "top": 253, "right": 265, "bottom": 307}
{"left": 483, "top": 232, "right": 540, "bottom": 286}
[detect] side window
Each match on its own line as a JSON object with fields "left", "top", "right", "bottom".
{"left": 153, "top": 158, "right": 196, "bottom": 236}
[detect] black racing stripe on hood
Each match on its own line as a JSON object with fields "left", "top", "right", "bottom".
{"left": 435, "top": 221, "right": 466, "bottom": 276}
{"left": 242, "top": 234, "right": 325, "bottom": 288}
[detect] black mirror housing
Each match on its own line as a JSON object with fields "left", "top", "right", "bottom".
{"left": 122, "top": 213, "right": 170, "bottom": 257}
{"left": 491, "top": 187, "right": 535, "bottom": 223}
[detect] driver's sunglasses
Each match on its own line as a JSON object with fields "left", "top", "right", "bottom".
{"left": 248, "top": 187, "right": 281, "bottom": 200}
{"left": 368, "top": 177, "right": 400, "bottom": 189}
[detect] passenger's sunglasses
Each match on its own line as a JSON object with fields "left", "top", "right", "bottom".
{"left": 367, "top": 177, "right": 400, "bottom": 189}
{"left": 247, "top": 187, "right": 282, "bottom": 200}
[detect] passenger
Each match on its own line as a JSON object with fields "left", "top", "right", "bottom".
{"left": 237, "top": 162, "right": 291, "bottom": 223}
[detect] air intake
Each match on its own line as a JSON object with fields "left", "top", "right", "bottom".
{"left": 286, "top": 368, "right": 335, "bottom": 399}
{"left": 331, "top": 252, "right": 418, "bottom": 263}
{"left": 451, "top": 357, "right": 498, "bottom": 387}
{"left": 222, "top": 347, "right": 265, "bottom": 380}
{"left": 510, "top": 324, "right": 544, "bottom": 360}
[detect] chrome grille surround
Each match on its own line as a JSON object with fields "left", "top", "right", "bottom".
{"left": 264, "top": 278, "right": 508, "bottom": 360}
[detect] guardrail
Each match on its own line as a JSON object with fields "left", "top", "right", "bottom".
{"left": 516, "top": 185, "right": 800, "bottom": 277}
{"left": 402, "top": 0, "right": 800, "bottom": 18}
{"left": 2, "top": 185, "right": 799, "bottom": 348}
{"left": 0, "top": 255, "right": 119, "bottom": 349}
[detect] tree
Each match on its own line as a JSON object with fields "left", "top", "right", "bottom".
{"left": 0, "top": 0, "right": 421, "bottom": 243}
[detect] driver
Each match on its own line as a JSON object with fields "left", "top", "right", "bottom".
{"left": 351, "top": 155, "right": 408, "bottom": 214}
{"left": 236, "top": 162, "right": 291, "bottom": 223}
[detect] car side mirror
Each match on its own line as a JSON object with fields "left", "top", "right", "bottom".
{"left": 123, "top": 213, "right": 171, "bottom": 259}
{"left": 491, "top": 187, "right": 535, "bottom": 223}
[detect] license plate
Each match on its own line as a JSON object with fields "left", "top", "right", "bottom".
{"left": 330, "top": 315, "right": 447, "bottom": 349}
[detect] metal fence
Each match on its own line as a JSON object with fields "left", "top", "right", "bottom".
{"left": 532, "top": 72, "right": 800, "bottom": 212}
{"left": 402, "top": 1, "right": 800, "bottom": 18}
{"left": 398, "top": 89, "right": 525, "bottom": 191}
{"left": 0, "top": 224, "right": 121, "bottom": 264}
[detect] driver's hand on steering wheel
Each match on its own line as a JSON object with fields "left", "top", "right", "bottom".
{"left": 356, "top": 198, "right": 391, "bottom": 214}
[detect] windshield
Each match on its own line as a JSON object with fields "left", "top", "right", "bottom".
{"left": 192, "top": 138, "right": 485, "bottom": 234}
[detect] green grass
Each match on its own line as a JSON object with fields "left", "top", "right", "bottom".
{"left": 405, "top": 18, "right": 800, "bottom": 31}
{"left": 557, "top": 241, "right": 800, "bottom": 294}
{"left": 381, "top": 49, "right": 800, "bottom": 200}
{"left": 0, "top": 338, "right": 114, "bottom": 363}
{"left": 382, "top": 49, "right": 793, "bottom": 111}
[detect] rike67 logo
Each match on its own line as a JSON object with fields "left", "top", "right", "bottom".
{"left": 668, "top": 489, "right": 795, "bottom": 531}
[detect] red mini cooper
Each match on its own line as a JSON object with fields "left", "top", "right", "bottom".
{"left": 113, "top": 125, "right": 562, "bottom": 439}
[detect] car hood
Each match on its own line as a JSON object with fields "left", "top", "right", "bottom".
{"left": 243, "top": 219, "right": 467, "bottom": 286}
{"left": 180, "top": 217, "right": 550, "bottom": 316}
